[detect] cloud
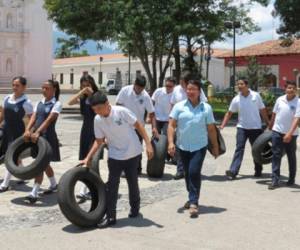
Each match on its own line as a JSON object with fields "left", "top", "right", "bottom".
{"left": 213, "top": 1, "right": 280, "bottom": 49}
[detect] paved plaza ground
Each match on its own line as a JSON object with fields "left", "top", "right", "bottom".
{"left": 0, "top": 94, "right": 300, "bottom": 250}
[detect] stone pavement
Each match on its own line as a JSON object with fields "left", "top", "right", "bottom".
{"left": 0, "top": 104, "right": 300, "bottom": 249}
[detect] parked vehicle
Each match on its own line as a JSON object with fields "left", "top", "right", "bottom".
{"left": 106, "top": 79, "right": 122, "bottom": 95}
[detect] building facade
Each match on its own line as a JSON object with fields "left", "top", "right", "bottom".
{"left": 0, "top": 0, "right": 52, "bottom": 87}
{"left": 219, "top": 40, "right": 300, "bottom": 88}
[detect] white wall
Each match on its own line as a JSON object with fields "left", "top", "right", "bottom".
{"left": 23, "top": 0, "right": 52, "bottom": 87}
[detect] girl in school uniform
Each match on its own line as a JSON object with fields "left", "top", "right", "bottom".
{"left": 68, "top": 75, "right": 98, "bottom": 200}
{"left": 23, "top": 80, "right": 62, "bottom": 203}
{"left": 0, "top": 77, "right": 33, "bottom": 192}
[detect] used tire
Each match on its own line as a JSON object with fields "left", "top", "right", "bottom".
{"left": 147, "top": 134, "right": 167, "bottom": 178}
{"left": 252, "top": 131, "right": 285, "bottom": 165}
{"left": 90, "top": 144, "right": 107, "bottom": 176}
{"left": 5, "top": 136, "right": 52, "bottom": 180}
{"left": 58, "top": 167, "right": 106, "bottom": 228}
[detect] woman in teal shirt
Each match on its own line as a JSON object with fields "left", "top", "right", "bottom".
{"left": 168, "top": 79, "right": 219, "bottom": 218}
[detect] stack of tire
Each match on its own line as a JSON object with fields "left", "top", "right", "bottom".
{"left": 252, "top": 131, "right": 285, "bottom": 165}
{"left": 147, "top": 134, "right": 168, "bottom": 178}
{"left": 4, "top": 136, "right": 52, "bottom": 180}
{"left": 57, "top": 145, "right": 107, "bottom": 228}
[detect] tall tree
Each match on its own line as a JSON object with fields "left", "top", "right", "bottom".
{"left": 45, "top": 0, "right": 270, "bottom": 90}
{"left": 274, "top": 0, "right": 300, "bottom": 38}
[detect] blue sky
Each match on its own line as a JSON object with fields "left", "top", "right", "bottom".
{"left": 53, "top": 1, "right": 279, "bottom": 54}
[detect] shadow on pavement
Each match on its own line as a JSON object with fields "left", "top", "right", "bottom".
{"left": 147, "top": 173, "right": 173, "bottom": 182}
{"left": 112, "top": 214, "right": 163, "bottom": 229}
{"left": 62, "top": 224, "right": 97, "bottom": 234}
{"left": 61, "top": 115, "right": 82, "bottom": 121}
{"left": 177, "top": 204, "right": 227, "bottom": 215}
{"left": 10, "top": 193, "right": 58, "bottom": 207}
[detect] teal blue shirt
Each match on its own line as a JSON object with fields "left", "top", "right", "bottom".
{"left": 170, "top": 99, "right": 215, "bottom": 152}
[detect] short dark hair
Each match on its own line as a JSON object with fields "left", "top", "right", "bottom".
{"left": 134, "top": 75, "right": 147, "bottom": 87}
{"left": 88, "top": 91, "right": 108, "bottom": 106}
{"left": 13, "top": 76, "right": 27, "bottom": 86}
{"left": 286, "top": 80, "right": 297, "bottom": 87}
{"left": 187, "top": 79, "right": 202, "bottom": 90}
{"left": 180, "top": 71, "right": 193, "bottom": 82}
{"left": 165, "top": 77, "right": 176, "bottom": 85}
{"left": 80, "top": 74, "right": 99, "bottom": 93}
{"left": 237, "top": 77, "right": 249, "bottom": 85}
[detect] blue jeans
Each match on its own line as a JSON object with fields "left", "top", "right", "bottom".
{"left": 180, "top": 147, "right": 207, "bottom": 205}
{"left": 271, "top": 131, "right": 297, "bottom": 183}
{"left": 230, "top": 128, "right": 263, "bottom": 175}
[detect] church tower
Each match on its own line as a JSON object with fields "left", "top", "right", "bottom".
{"left": 0, "top": 0, "right": 52, "bottom": 87}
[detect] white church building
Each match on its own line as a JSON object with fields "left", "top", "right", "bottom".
{"left": 0, "top": 0, "right": 52, "bottom": 87}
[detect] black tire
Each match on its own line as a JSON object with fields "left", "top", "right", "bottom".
{"left": 252, "top": 131, "right": 286, "bottom": 165}
{"left": 4, "top": 136, "right": 51, "bottom": 180}
{"left": 147, "top": 134, "right": 167, "bottom": 178}
{"left": 90, "top": 144, "right": 107, "bottom": 176}
{"left": 58, "top": 167, "right": 106, "bottom": 228}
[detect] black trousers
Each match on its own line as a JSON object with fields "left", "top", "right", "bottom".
{"left": 135, "top": 130, "right": 143, "bottom": 171}
{"left": 106, "top": 155, "right": 140, "bottom": 218}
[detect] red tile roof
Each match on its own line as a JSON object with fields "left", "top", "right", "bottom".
{"left": 218, "top": 39, "right": 300, "bottom": 58}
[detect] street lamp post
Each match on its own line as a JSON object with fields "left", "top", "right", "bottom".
{"left": 99, "top": 56, "right": 103, "bottom": 86}
{"left": 225, "top": 20, "right": 241, "bottom": 96}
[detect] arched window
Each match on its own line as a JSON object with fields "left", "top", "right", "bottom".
{"left": 6, "top": 58, "right": 13, "bottom": 73}
{"left": 6, "top": 13, "right": 13, "bottom": 29}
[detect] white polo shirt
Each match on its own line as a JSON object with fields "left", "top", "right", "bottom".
{"left": 273, "top": 95, "right": 299, "bottom": 135}
{"left": 3, "top": 94, "right": 33, "bottom": 115}
{"left": 229, "top": 90, "right": 265, "bottom": 129}
{"left": 295, "top": 101, "right": 300, "bottom": 118}
{"left": 116, "top": 85, "right": 154, "bottom": 125}
{"left": 170, "top": 85, "right": 208, "bottom": 105}
{"left": 94, "top": 105, "right": 143, "bottom": 160}
{"left": 151, "top": 87, "right": 172, "bottom": 122}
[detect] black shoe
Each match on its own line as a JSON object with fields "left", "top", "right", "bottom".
{"left": 76, "top": 192, "right": 91, "bottom": 203}
{"left": 97, "top": 218, "right": 116, "bottom": 229}
{"left": 43, "top": 184, "right": 58, "bottom": 195}
{"left": 173, "top": 172, "right": 184, "bottom": 180}
{"left": 183, "top": 201, "right": 190, "bottom": 209}
{"left": 268, "top": 182, "right": 280, "bottom": 190}
{"left": 225, "top": 170, "right": 236, "bottom": 180}
{"left": 254, "top": 171, "right": 262, "bottom": 177}
{"left": 128, "top": 210, "right": 140, "bottom": 218}
{"left": 25, "top": 194, "right": 38, "bottom": 204}
{"left": 137, "top": 168, "right": 142, "bottom": 175}
{"left": 0, "top": 186, "right": 9, "bottom": 193}
{"left": 286, "top": 179, "right": 295, "bottom": 186}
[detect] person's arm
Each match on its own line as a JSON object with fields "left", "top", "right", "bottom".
{"left": 207, "top": 124, "right": 219, "bottom": 158}
{"left": 167, "top": 118, "right": 177, "bottom": 157}
{"left": 283, "top": 117, "right": 300, "bottom": 143}
{"left": 80, "top": 138, "right": 105, "bottom": 166}
{"left": 134, "top": 121, "right": 154, "bottom": 159}
{"left": 268, "top": 112, "right": 276, "bottom": 130}
{"left": 220, "top": 111, "right": 233, "bottom": 129}
{"left": 31, "top": 112, "right": 59, "bottom": 143}
{"left": 24, "top": 112, "right": 37, "bottom": 142}
{"left": 148, "top": 112, "right": 159, "bottom": 138}
{"left": 68, "top": 87, "right": 92, "bottom": 105}
{"left": 260, "top": 108, "right": 270, "bottom": 127}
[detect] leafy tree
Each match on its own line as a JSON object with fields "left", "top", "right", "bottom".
{"left": 274, "top": 0, "right": 300, "bottom": 38}
{"left": 45, "top": 0, "right": 270, "bottom": 90}
{"left": 237, "top": 56, "right": 271, "bottom": 90}
{"left": 55, "top": 37, "right": 89, "bottom": 58}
